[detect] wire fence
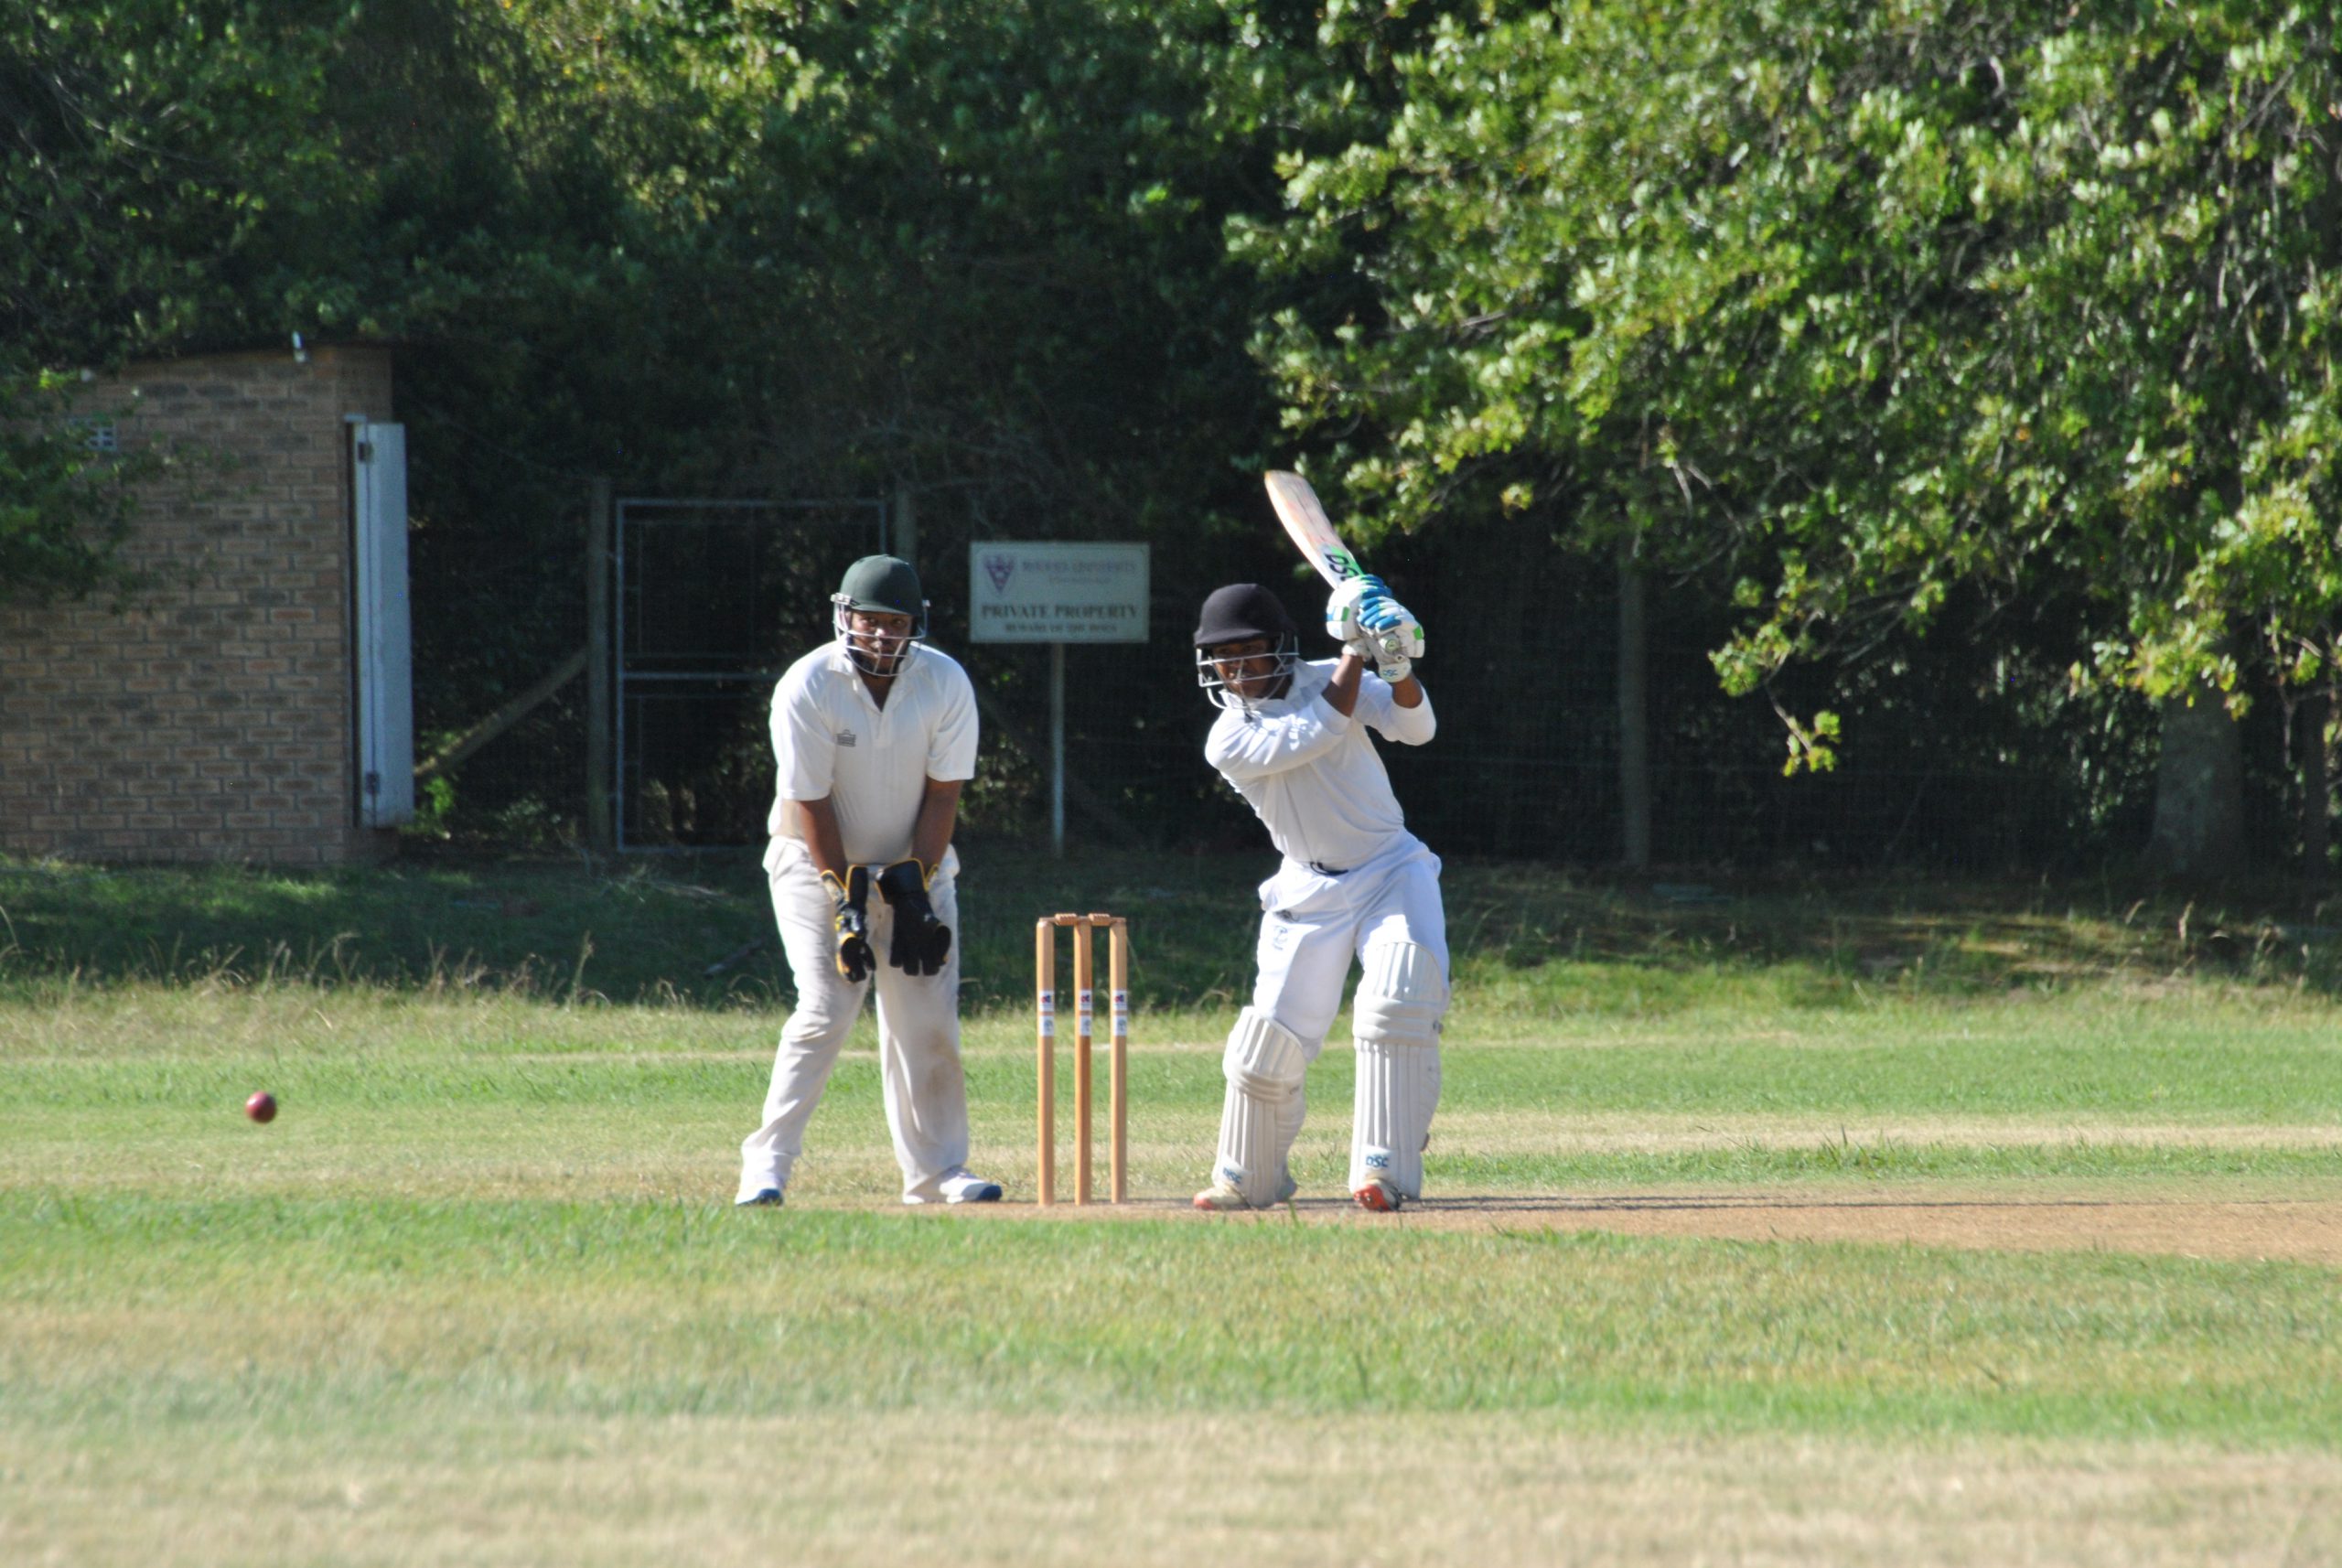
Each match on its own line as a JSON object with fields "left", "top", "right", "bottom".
{"left": 421, "top": 491, "right": 2226, "bottom": 875}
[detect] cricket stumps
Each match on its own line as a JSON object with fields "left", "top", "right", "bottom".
{"left": 1035, "top": 913, "right": 1129, "bottom": 1206}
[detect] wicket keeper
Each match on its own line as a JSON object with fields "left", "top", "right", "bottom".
{"left": 736, "top": 554, "right": 1004, "bottom": 1208}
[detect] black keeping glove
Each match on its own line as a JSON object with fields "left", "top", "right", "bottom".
{"left": 876, "top": 858, "right": 951, "bottom": 977}
{"left": 823, "top": 866, "right": 874, "bottom": 983}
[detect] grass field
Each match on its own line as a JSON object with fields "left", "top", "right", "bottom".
{"left": 4, "top": 847, "right": 2340, "bottom": 1565}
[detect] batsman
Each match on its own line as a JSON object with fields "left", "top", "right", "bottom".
{"left": 1189, "top": 557, "right": 1447, "bottom": 1213}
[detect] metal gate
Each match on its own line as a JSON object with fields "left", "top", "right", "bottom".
{"left": 615, "top": 497, "right": 888, "bottom": 850}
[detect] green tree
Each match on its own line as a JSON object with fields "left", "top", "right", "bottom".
{"left": 1243, "top": 1, "right": 2340, "bottom": 864}
{"left": 0, "top": 0, "right": 735, "bottom": 709}
{"left": 0, "top": 371, "right": 167, "bottom": 606}
{"left": 629, "top": 1, "right": 1283, "bottom": 530}
{"left": 1, "top": 0, "right": 353, "bottom": 602}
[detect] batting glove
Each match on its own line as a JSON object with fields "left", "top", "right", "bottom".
{"left": 1324, "top": 575, "right": 1391, "bottom": 646}
{"left": 1356, "top": 593, "right": 1424, "bottom": 682}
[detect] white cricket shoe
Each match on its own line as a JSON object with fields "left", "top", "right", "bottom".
{"left": 736, "top": 1187, "right": 784, "bottom": 1208}
{"left": 1192, "top": 1174, "right": 1298, "bottom": 1211}
{"left": 1351, "top": 1178, "right": 1403, "bottom": 1213}
{"left": 937, "top": 1168, "right": 1004, "bottom": 1204}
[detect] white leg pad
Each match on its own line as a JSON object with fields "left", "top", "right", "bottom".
{"left": 1350, "top": 1039, "right": 1440, "bottom": 1197}
{"left": 1351, "top": 940, "right": 1446, "bottom": 1047}
{"left": 1214, "top": 1007, "right": 1307, "bottom": 1206}
{"left": 1276, "top": 1082, "right": 1307, "bottom": 1156}
{"left": 1350, "top": 942, "right": 1447, "bottom": 1197}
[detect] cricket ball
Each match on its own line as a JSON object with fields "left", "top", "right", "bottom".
{"left": 245, "top": 1090, "right": 278, "bottom": 1124}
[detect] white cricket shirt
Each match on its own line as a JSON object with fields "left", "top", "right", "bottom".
{"left": 765, "top": 639, "right": 979, "bottom": 868}
{"left": 1206, "top": 658, "right": 1436, "bottom": 873}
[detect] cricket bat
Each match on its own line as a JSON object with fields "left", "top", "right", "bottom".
{"left": 1263, "top": 470, "right": 1420, "bottom": 662}
{"left": 1263, "top": 469, "right": 1370, "bottom": 587}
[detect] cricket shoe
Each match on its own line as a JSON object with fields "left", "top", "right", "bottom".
{"left": 937, "top": 1167, "right": 1004, "bottom": 1204}
{"left": 736, "top": 1187, "right": 785, "bottom": 1208}
{"left": 1351, "top": 1178, "right": 1404, "bottom": 1213}
{"left": 1192, "top": 1174, "right": 1298, "bottom": 1211}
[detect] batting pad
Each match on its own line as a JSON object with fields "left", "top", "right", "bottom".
{"left": 1350, "top": 1038, "right": 1440, "bottom": 1198}
{"left": 1214, "top": 1007, "right": 1306, "bottom": 1207}
{"left": 1351, "top": 940, "right": 1446, "bottom": 1047}
{"left": 1349, "top": 942, "right": 1446, "bottom": 1197}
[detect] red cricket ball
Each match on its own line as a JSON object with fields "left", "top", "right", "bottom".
{"left": 245, "top": 1090, "right": 278, "bottom": 1124}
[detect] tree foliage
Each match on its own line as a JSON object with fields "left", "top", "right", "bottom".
{"left": 0, "top": 371, "right": 165, "bottom": 606}
{"left": 0, "top": 0, "right": 661, "bottom": 602}
{"left": 1245, "top": 0, "right": 2342, "bottom": 768}
{"left": 12, "top": 0, "right": 2337, "bottom": 859}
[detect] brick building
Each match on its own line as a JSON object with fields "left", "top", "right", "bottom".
{"left": 0, "top": 345, "right": 412, "bottom": 865}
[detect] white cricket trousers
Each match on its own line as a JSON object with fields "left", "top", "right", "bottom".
{"left": 739, "top": 841, "right": 972, "bottom": 1202}
{"left": 1251, "top": 834, "right": 1448, "bottom": 1047}
{"left": 1250, "top": 836, "right": 1448, "bottom": 1197}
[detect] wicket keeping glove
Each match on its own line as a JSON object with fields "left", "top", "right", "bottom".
{"left": 876, "top": 858, "right": 952, "bottom": 977}
{"left": 823, "top": 866, "right": 875, "bottom": 983}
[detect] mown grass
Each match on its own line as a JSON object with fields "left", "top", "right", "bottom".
{"left": 1, "top": 981, "right": 2338, "bottom": 1201}
{"left": 5, "top": 975, "right": 2338, "bottom": 1127}
{"left": 5, "top": 848, "right": 2342, "bottom": 1563}
{"left": 6, "top": 1197, "right": 2341, "bottom": 1445}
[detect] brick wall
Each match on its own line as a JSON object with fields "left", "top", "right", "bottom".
{"left": 0, "top": 346, "right": 396, "bottom": 865}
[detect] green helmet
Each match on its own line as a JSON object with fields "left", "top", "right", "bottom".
{"left": 835, "top": 554, "right": 925, "bottom": 618}
{"left": 832, "top": 554, "right": 929, "bottom": 673}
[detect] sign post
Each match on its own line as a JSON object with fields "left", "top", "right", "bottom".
{"left": 968, "top": 542, "right": 1150, "bottom": 854}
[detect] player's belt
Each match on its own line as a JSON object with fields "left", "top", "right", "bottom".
{"left": 1306, "top": 861, "right": 1350, "bottom": 876}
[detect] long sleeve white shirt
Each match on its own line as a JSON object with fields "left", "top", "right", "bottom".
{"left": 1205, "top": 658, "right": 1435, "bottom": 872}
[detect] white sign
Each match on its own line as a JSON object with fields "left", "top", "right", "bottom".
{"left": 968, "top": 542, "right": 1150, "bottom": 643}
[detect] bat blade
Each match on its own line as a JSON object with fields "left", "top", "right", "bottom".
{"left": 1264, "top": 470, "right": 1368, "bottom": 587}
{"left": 1264, "top": 469, "right": 1421, "bottom": 667}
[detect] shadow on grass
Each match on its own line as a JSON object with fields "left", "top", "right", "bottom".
{"left": 5, "top": 839, "right": 2341, "bottom": 1005}
{"left": 1448, "top": 861, "right": 2342, "bottom": 1001}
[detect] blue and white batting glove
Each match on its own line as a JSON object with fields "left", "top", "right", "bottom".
{"left": 1325, "top": 575, "right": 1390, "bottom": 647}
{"left": 1357, "top": 593, "right": 1408, "bottom": 635}
{"left": 1357, "top": 593, "right": 1424, "bottom": 681}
